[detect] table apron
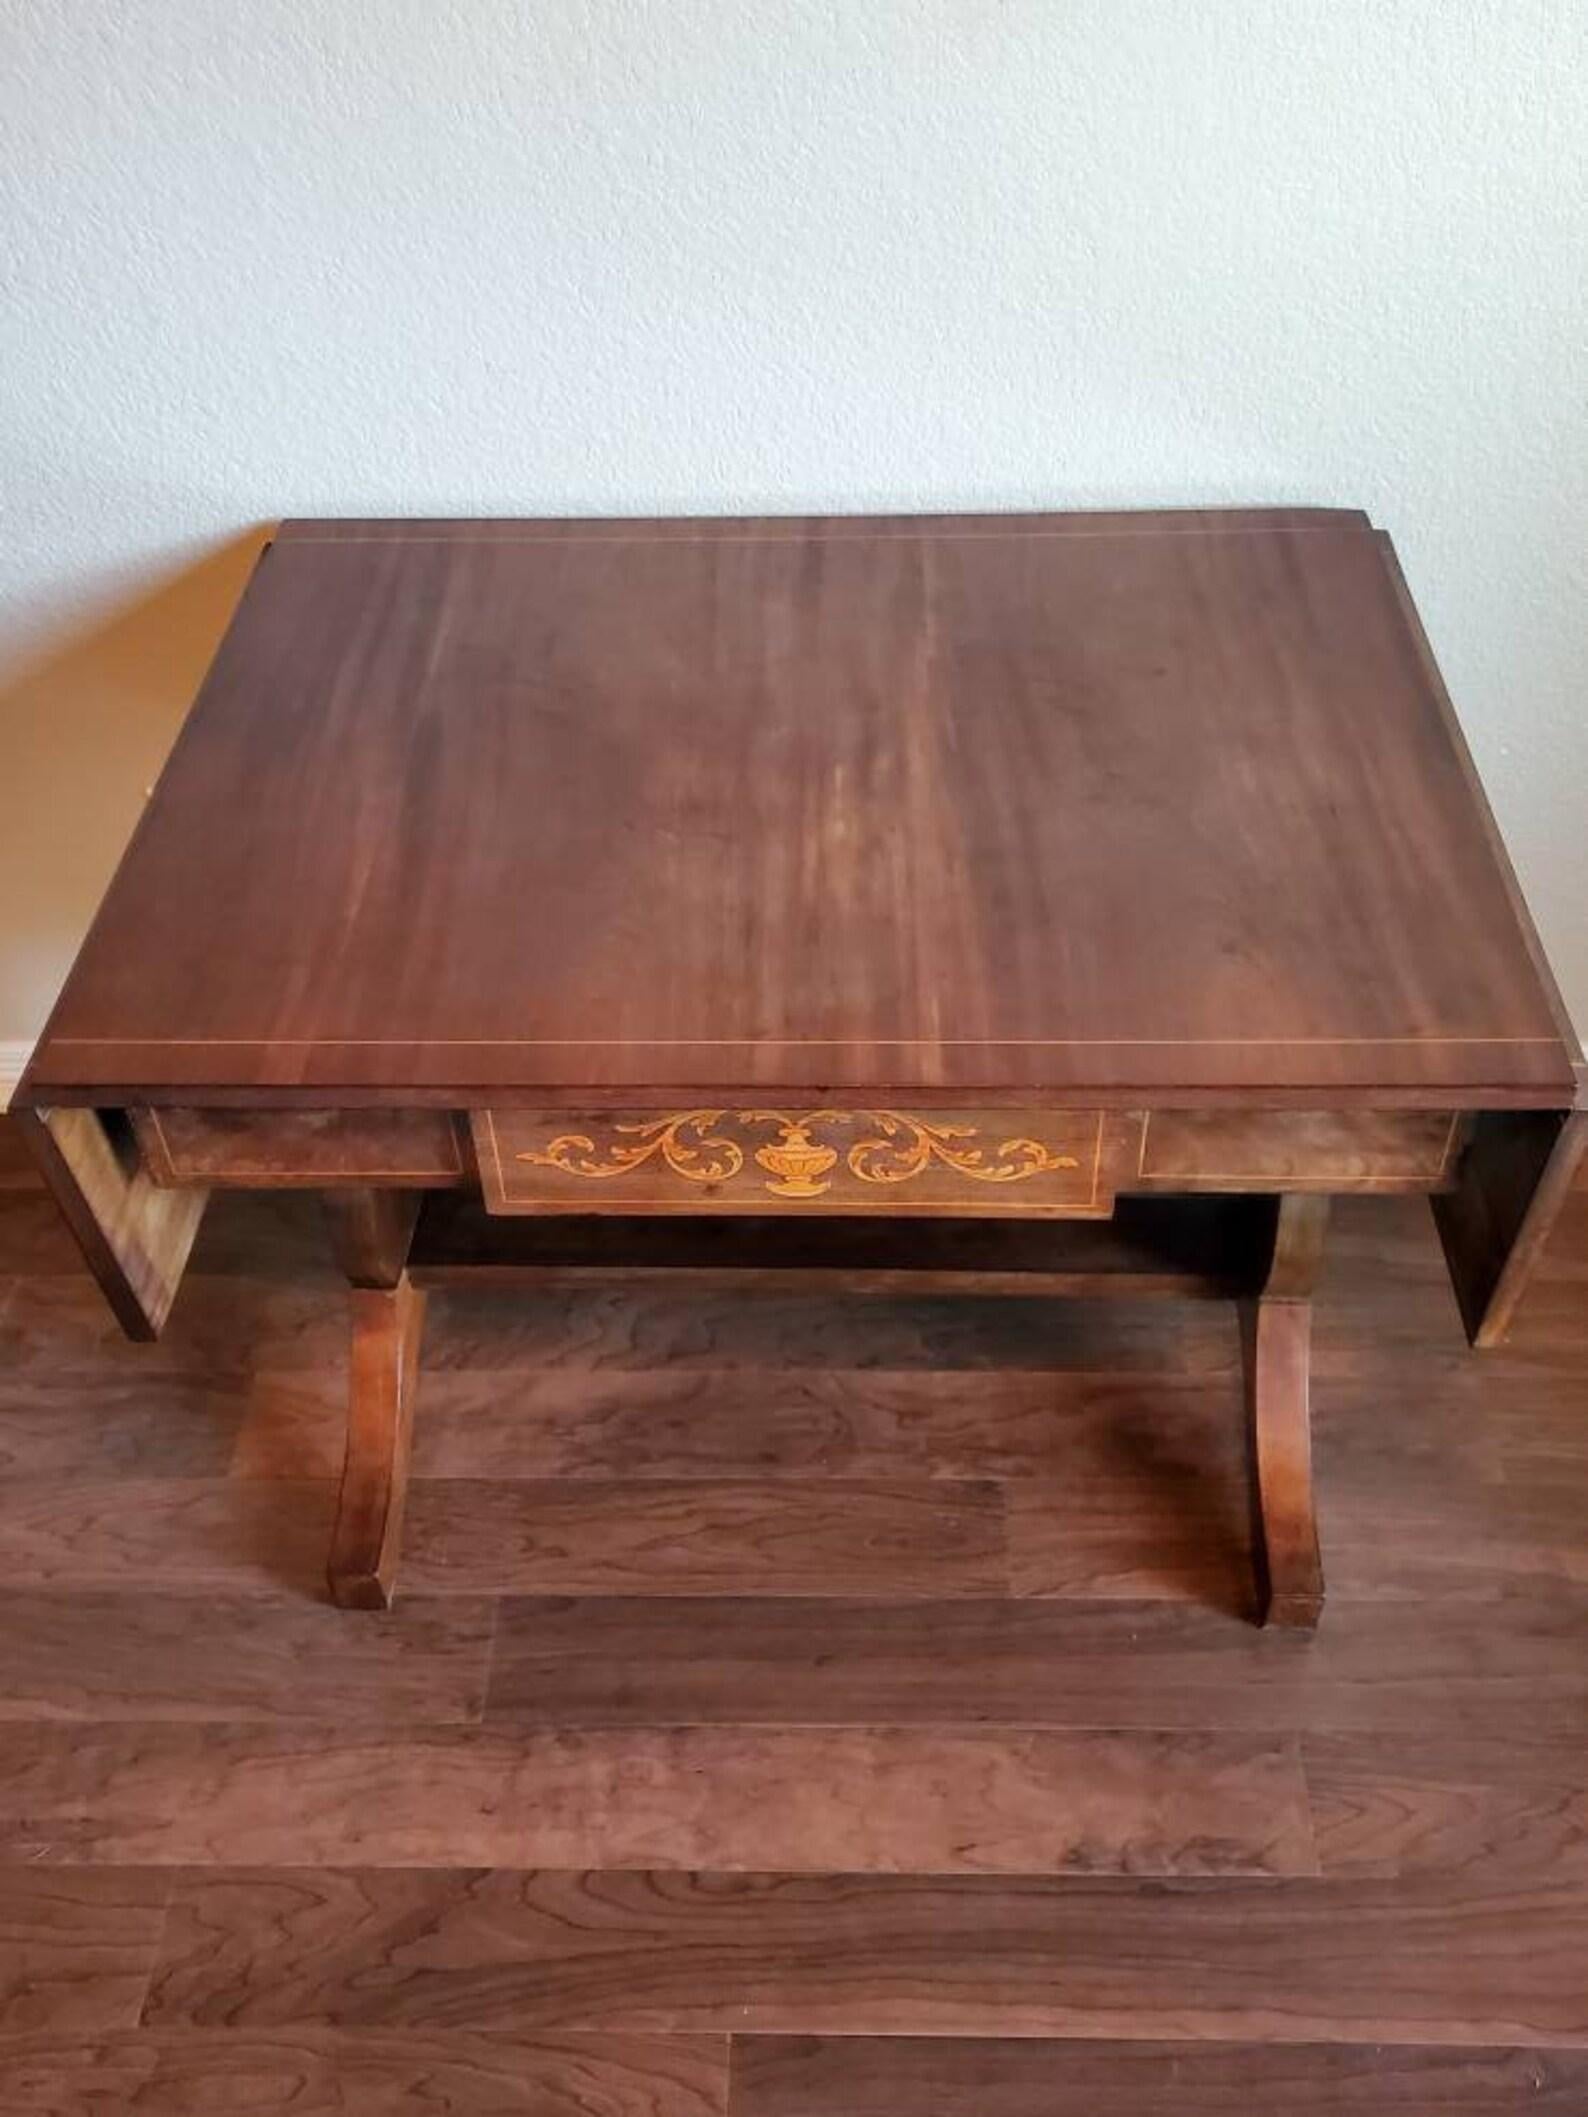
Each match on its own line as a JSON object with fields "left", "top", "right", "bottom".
{"left": 124, "top": 1103, "right": 1467, "bottom": 1212}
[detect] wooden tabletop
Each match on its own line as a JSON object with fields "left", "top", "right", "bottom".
{"left": 23, "top": 509, "right": 1579, "bottom": 1107}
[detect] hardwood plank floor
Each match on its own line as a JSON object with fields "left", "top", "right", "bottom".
{"left": 0, "top": 1477, "right": 334, "bottom": 1591}
{"left": 403, "top": 1366, "right": 1238, "bottom": 1482}
{"left": 401, "top": 1476, "right": 1009, "bottom": 1596}
{"left": 732, "top": 2035, "right": 1588, "bottom": 2114}
{"left": 143, "top": 1867, "right": 1588, "bottom": 2041}
{"left": 0, "top": 2026, "right": 727, "bottom": 2114}
{"left": 484, "top": 1588, "right": 1588, "bottom": 1734}
{"left": 0, "top": 1375, "right": 248, "bottom": 1477}
{"left": 0, "top": 1590, "right": 495, "bottom": 1724}
{"left": 0, "top": 1724, "right": 1313, "bottom": 1875}
{"left": 1304, "top": 1730, "right": 1588, "bottom": 1879}
{"left": 2, "top": 1120, "right": 1586, "bottom": 2106}
{"left": 0, "top": 1868, "right": 168, "bottom": 2032}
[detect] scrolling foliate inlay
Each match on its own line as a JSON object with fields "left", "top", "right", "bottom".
{"left": 516, "top": 1109, "right": 1082, "bottom": 1201}
{"left": 513, "top": 1111, "right": 747, "bottom": 1187}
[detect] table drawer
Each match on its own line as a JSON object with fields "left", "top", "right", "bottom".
{"left": 475, "top": 1107, "right": 1120, "bottom": 1216}
{"left": 134, "top": 1107, "right": 467, "bottom": 1187}
{"left": 1131, "top": 1109, "right": 1463, "bottom": 1191}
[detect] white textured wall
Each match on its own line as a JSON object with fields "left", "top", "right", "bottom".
{"left": 3, "top": 0, "right": 1585, "bottom": 1042}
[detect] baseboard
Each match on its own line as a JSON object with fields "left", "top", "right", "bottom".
{"left": 0, "top": 1041, "right": 35, "bottom": 1112}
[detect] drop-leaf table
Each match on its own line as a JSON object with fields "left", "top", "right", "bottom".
{"left": 16, "top": 509, "right": 1583, "bottom": 1624}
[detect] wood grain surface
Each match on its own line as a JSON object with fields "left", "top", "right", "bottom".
{"left": 732, "top": 2035, "right": 1588, "bottom": 2114}
{"left": 0, "top": 1724, "right": 1313, "bottom": 1875}
{"left": 18, "top": 510, "right": 1577, "bottom": 1104}
{"left": 3, "top": 1123, "right": 1588, "bottom": 2105}
{"left": 484, "top": 1590, "right": 1588, "bottom": 1735}
{"left": 10, "top": 1110, "right": 205, "bottom": 1340}
{"left": 0, "top": 1590, "right": 494, "bottom": 1724}
{"left": 133, "top": 1107, "right": 466, "bottom": 1188}
{"left": 400, "top": 1476, "right": 1009, "bottom": 1597}
{"left": 141, "top": 1867, "right": 1588, "bottom": 2040}
{"left": 0, "top": 2026, "right": 727, "bottom": 2115}
{"left": 0, "top": 1868, "right": 169, "bottom": 2032}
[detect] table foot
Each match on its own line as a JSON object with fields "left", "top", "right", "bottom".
{"left": 1241, "top": 1195, "right": 1328, "bottom": 1630}
{"left": 328, "top": 1275, "right": 424, "bottom": 1610}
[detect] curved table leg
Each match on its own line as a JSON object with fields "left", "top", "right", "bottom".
{"left": 328, "top": 1275, "right": 425, "bottom": 1609}
{"left": 1241, "top": 1194, "right": 1329, "bottom": 1630}
{"left": 323, "top": 1190, "right": 425, "bottom": 1611}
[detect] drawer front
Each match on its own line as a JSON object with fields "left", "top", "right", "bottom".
{"left": 476, "top": 1107, "right": 1119, "bottom": 1216}
{"left": 134, "top": 1108, "right": 467, "bottom": 1187}
{"left": 1131, "top": 1110, "right": 1463, "bottom": 1191}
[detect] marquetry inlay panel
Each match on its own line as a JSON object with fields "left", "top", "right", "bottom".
{"left": 475, "top": 1108, "right": 1121, "bottom": 1216}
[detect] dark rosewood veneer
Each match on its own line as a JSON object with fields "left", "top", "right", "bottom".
{"left": 14, "top": 509, "right": 1583, "bottom": 1620}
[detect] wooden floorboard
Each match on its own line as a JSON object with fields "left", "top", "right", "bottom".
{"left": 731, "top": 2034, "right": 1588, "bottom": 2114}
{"left": 0, "top": 1868, "right": 169, "bottom": 2033}
{"left": 0, "top": 1477, "right": 335, "bottom": 1592}
{"left": 0, "top": 2026, "right": 728, "bottom": 2114}
{"left": 231, "top": 1359, "right": 1245, "bottom": 1484}
{"left": 1304, "top": 1729, "right": 1588, "bottom": 1879}
{"left": 402, "top": 1476, "right": 1010, "bottom": 1597}
{"left": 0, "top": 1724, "right": 1314, "bottom": 1875}
{"left": 0, "top": 1590, "right": 495, "bottom": 1724}
{"left": 483, "top": 1587, "right": 1588, "bottom": 1734}
{"left": 1, "top": 1122, "right": 1586, "bottom": 2104}
{"left": 401, "top": 1366, "right": 1240, "bottom": 1482}
{"left": 142, "top": 1867, "right": 1588, "bottom": 2042}
{"left": 0, "top": 1374, "right": 250, "bottom": 1477}
{"left": 1003, "top": 1475, "right": 1253, "bottom": 1605}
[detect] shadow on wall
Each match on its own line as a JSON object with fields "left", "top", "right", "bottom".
{"left": 0, "top": 529, "right": 274, "bottom": 1039}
